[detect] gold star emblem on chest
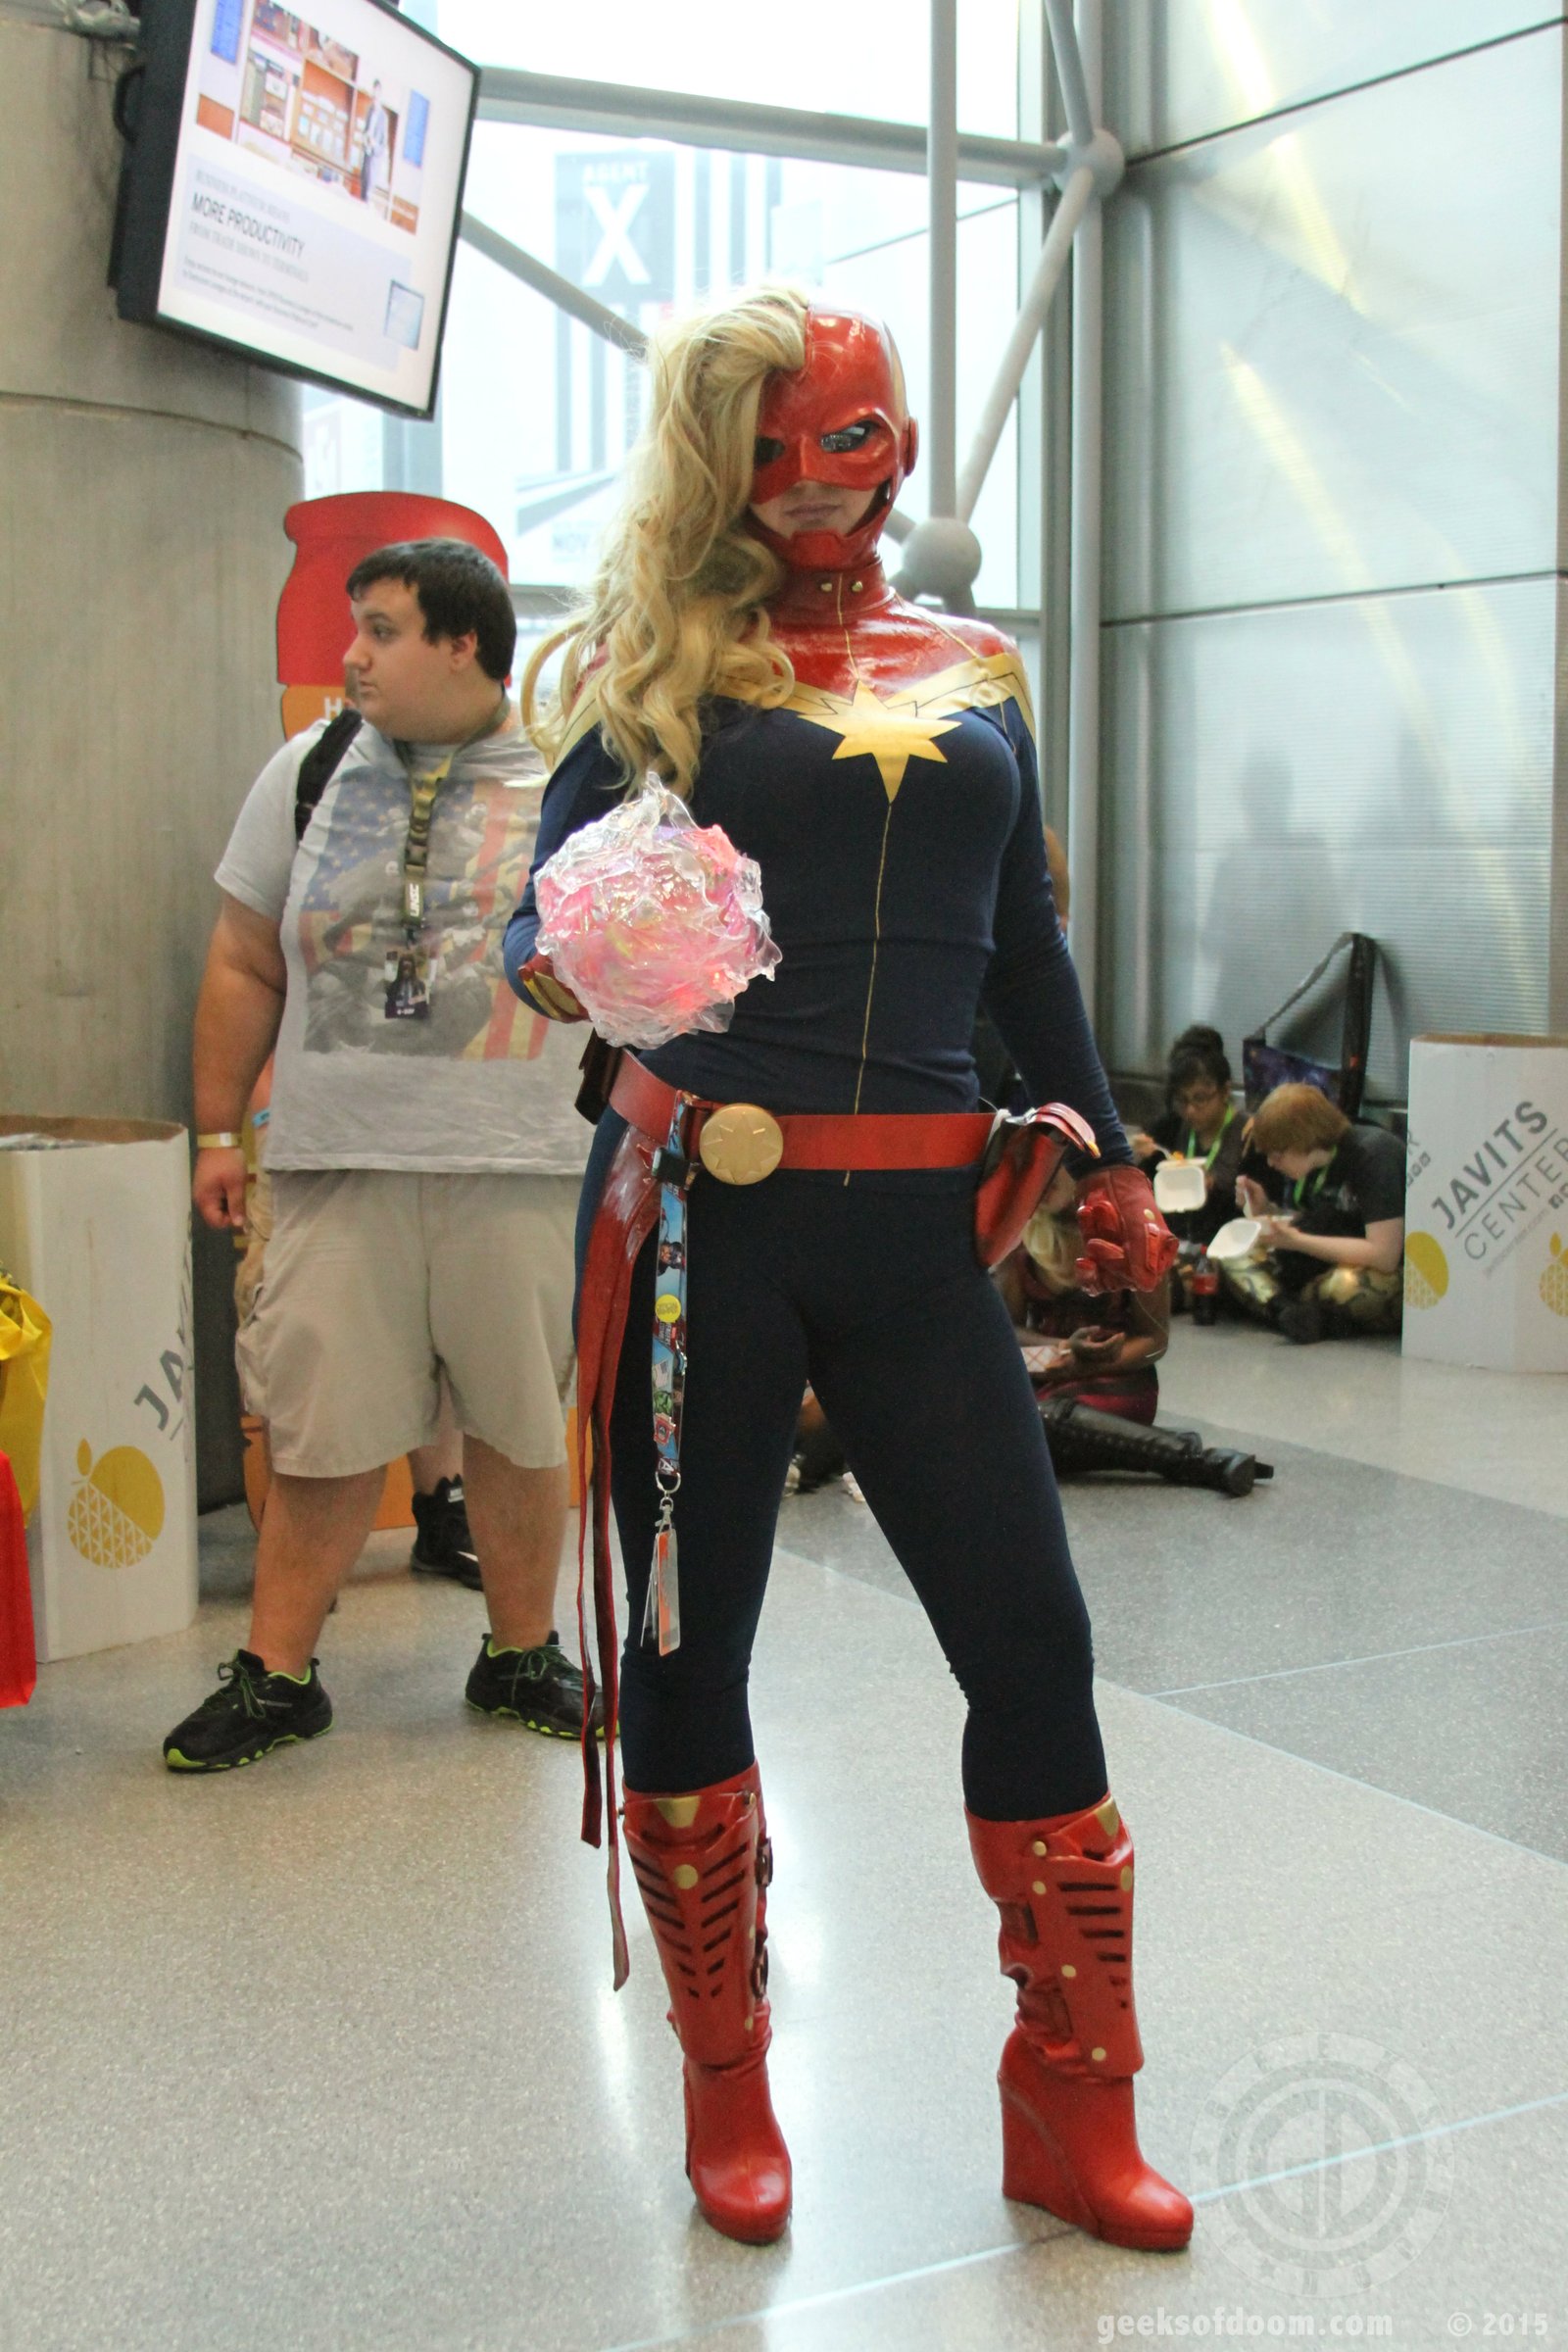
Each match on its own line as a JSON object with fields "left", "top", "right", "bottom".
{"left": 789, "top": 680, "right": 962, "bottom": 803}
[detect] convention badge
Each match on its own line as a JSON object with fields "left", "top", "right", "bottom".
{"left": 383, "top": 941, "right": 431, "bottom": 1020}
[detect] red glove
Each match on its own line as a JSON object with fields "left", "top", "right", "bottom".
{"left": 1074, "top": 1163, "right": 1177, "bottom": 1295}
{"left": 514, "top": 952, "right": 587, "bottom": 1022}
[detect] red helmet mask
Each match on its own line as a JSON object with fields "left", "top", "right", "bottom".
{"left": 749, "top": 309, "right": 919, "bottom": 573}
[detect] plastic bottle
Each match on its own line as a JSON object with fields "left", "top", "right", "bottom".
{"left": 1191, "top": 1252, "right": 1220, "bottom": 1326}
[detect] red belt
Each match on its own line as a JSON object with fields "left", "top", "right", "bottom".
{"left": 610, "top": 1054, "right": 994, "bottom": 1177}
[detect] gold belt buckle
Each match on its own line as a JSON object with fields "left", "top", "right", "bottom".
{"left": 698, "top": 1102, "right": 785, "bottom": 1186}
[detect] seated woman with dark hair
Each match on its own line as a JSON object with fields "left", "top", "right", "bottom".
{"left": 1226, "top": 1083, "right": 1405, "bottom": 1344}
{"left": 1130, "top": 1026, "right": 1246, "bottom": 1271}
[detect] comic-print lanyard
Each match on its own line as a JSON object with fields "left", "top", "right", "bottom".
{"left": 645, "top": 1101, "right": 693, "bottom": 1656}
{"left": 391, "top": 694, "right": 508, "bottom": 1003}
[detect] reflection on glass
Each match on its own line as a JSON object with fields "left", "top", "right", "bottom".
{"left": 306, "top": 125, "right": 1022, "bottom": 610}
{"left": 1218, "top": 344, "right": 1533, "bottom": 981}
{"left": 430, "top": 0, "right": 1020, "bottom": 136}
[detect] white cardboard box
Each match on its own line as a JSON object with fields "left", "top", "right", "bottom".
{"left": 1402, "top": 1036, "right": 1568, "bottom": 1372}
{"left": 0, "top": 1117, "right": 198, "bottom": 1659}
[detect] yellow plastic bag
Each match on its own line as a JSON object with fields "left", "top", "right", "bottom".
{"left": 0, "top": 1271, "right": 52, "bottom": 1519}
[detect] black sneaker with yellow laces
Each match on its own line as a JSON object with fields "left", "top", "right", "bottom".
{"left": 163, "top": 1650, "right": 332, "bottom": 1772}
{"left": 465, "top": 1632, "right": 607, "bottom": 1740}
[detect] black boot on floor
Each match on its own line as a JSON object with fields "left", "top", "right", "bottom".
{"left": 163, "top": 1651, "right": 332, "bottom": 1773}
{"left": 411, "top": 1476, "right": 483, "bottom": 1590}
{"left": 466, "top": 1633, "right": 607, "bottom": 1740}
{"left": 1276, "top": 1295, "right": 1328, "bottom": 1345}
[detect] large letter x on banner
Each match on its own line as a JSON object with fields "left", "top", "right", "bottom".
{"left": 584, "top": 183, "right": 651, "bottom": 288}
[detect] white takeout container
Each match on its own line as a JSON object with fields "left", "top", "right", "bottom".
{"left": 1205, "top": 1217, "right": 1263, "bottom": 1263}
{"left": 1153, "top": 1159, "right": 1208, "bottom": 1213}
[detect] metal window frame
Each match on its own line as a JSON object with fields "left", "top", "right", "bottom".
{"left": 473, "top": 66, "right": 1067, "bottom": 187}
{"left": 462, "top": 10, "right": 1120, "bottom": 1004}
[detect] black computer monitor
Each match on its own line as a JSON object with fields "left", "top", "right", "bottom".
{"left": 112, "top": 0, "right": 478, "bottom": 419}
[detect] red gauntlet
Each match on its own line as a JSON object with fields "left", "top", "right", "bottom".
{"left": 514, "top": 952, "right": 588, "bottom": 1022}
{"left": 1074, "top": 1165, "right": 1177, "bottom": 1295}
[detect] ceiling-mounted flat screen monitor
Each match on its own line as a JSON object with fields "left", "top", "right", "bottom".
{"left": 114, "top": 0, "right": 478, "bottom": 418}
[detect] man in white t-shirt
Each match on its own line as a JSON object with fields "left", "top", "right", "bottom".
{"left": 165, "top": 539, "right": 597, "bottom": 1771}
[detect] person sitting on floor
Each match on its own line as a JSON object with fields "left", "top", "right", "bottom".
{"left": 995, "top": 1176, "right": 1272, "bottom": 1496}
{"left": 1129, "top": 1025, "right": 1246, "bottom": 1291}
{"left": 996, "top": 1176, "right": 1169, "bottom": 1423}
{"left": 1227, "top": 1082, "right": 1405, "bottom": 1345}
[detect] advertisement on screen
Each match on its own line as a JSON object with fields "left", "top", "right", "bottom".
{"left": 137, "top": 0, "right": 475, "bottom": 415}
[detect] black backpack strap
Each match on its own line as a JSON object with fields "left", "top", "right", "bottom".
{"left": 1337, "top": 933, "right": 1378, "bottom": 1119}
{"left": 1250, "top": 932, "right": 1358, "bottom": 1040}
{"left": 293, "top": 709, "right": 363, "bottom": 841}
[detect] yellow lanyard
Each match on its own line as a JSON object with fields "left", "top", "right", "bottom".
{"left": 397, "top": 760, "right": 451, "bottom": 937}
{"left": 395, "top": 694, "right": 508, "bottom": 938}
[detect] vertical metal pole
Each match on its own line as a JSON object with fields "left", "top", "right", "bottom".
{"left": 928, "top": 0, "right": 958, "bottom": 518}
{"left": 956, "top": 163, "right": 1092, "bottom": 526}
{"left": 1016, "top": 0, "right": 1048, "bottom": 632}
{"left": 1064, "top": 0, "right": 1104, "bottom": 1016}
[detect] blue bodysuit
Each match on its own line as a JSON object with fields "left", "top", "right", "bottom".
{"left": 506, "top": 590, "right": 1129, "bottom": 1813}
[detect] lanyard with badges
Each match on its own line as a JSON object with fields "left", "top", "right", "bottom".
{"left": 1292, "top": 1163, "right": 1330, "bottom": 1209}
{"left": 384, "top": 693, "right": 508, "bottom": 1020}
{"left": 645, "top": 1100, "right": 692, "bottom": 1655}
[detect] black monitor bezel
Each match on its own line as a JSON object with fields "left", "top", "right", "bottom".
{"left": 112, "top": 0, "right": 479, "bottom": 421}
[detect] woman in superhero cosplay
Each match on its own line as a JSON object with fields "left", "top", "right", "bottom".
{"left": 505, "top": 286, "right": 1192, "bottom": 2255}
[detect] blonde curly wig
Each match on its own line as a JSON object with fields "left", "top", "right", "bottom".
{"left": 522, "top": 285, "right": 812, "bottom": 797}
{"left": 1020, "top": 1201, "right": 1082, "bottom": 1294}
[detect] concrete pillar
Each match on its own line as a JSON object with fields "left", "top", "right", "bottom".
{"left": 0, "top": 10, "right": 304, "bottom": 1503}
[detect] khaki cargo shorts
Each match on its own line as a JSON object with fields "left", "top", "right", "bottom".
{"left": 236, "top": 1168, "right": 579, "bottom": 1478}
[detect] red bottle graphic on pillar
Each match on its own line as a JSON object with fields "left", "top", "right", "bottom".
{"left": 277, "top": 491, "right": 511, "bottom": 737}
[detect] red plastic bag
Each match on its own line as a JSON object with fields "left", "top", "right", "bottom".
{"left": 0, "top": 1449, "right": 36, "bottom": 1709}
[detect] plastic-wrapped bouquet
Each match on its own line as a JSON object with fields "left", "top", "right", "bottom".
{"left": 532, "top": 779, "right": 781, "bottom": 1050}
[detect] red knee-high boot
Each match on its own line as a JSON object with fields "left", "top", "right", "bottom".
{"left": 966, "top": 1796, "right": 1193, "bottom": 2251}
{"left": 622, "top": 1762, "right": 792, "bottom": 2244}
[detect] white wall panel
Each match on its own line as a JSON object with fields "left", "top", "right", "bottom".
{"left": 1100, "top": 579, "right": 1555, "bottom": 1096}
{"left": 1103, "top": 25, "right": 1563, "bottom": 622}
{"left": 1106, "top": 1, "right": 1556, "bottom": 159}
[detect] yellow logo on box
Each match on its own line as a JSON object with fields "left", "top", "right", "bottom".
{"left": 1541, "top": 1234, "right": 1568, "bottom": 1319}
{"left": 1403, "top": 1232, "right": 1448, "bottom": 1310}
{"left": 67, "top": 1439, "right": 165, "bottom": 1568}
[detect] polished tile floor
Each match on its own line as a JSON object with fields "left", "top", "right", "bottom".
{"left": 3, "top": 1320, "right": 1566, "bottom": 2351}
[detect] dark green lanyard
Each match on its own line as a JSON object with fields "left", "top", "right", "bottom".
{"left": 1292, "top": 1163, "right": 1330, "bottom": 1209}
{"left": 1183, "top": 1103, "right": 1236, "bottom": 1172}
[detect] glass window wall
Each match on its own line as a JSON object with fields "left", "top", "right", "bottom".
{"left": 432, "top": 0, "right": 1020, "bottom": 136}
{"left": 303, "top": 13, "right": 1036, "bottom": 624}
